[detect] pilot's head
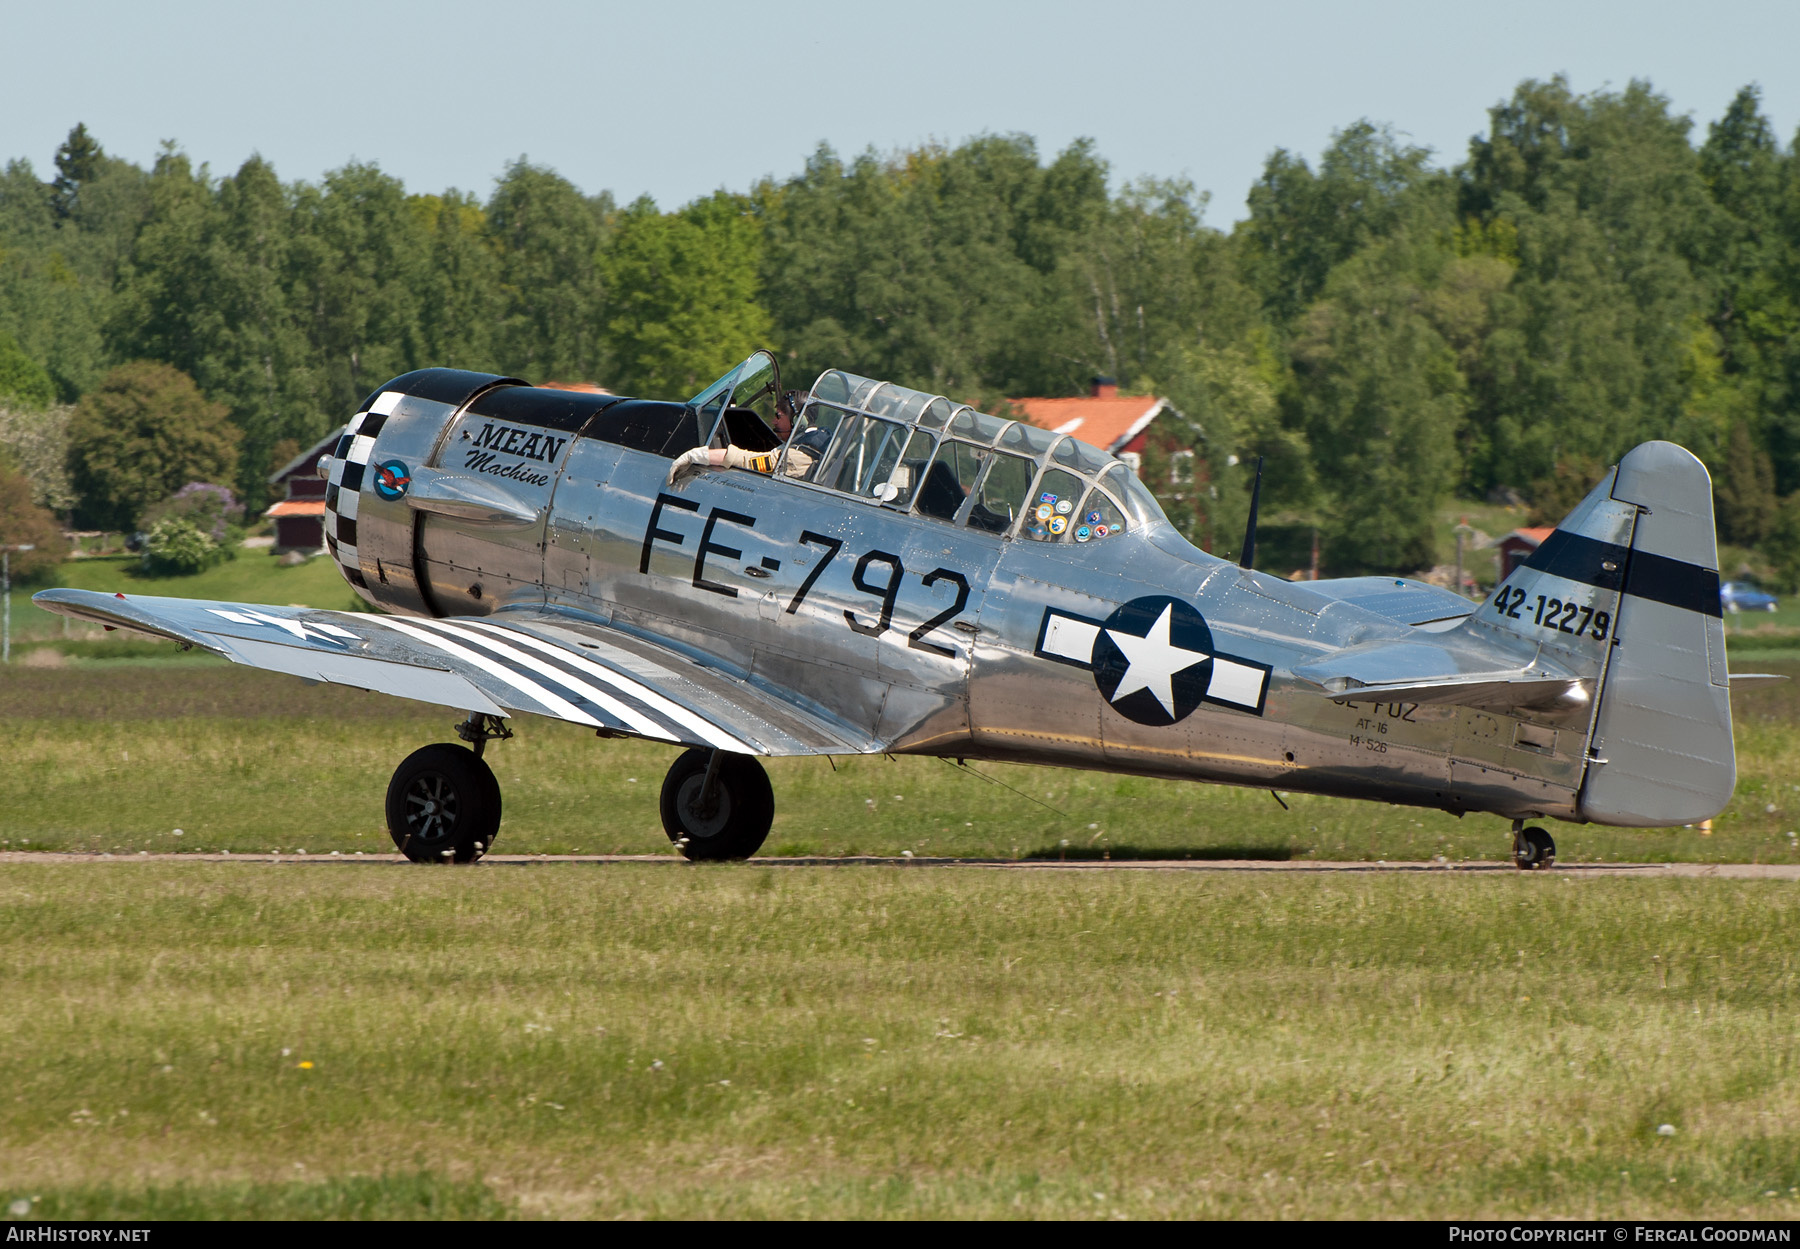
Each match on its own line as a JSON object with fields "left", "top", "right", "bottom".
{"left": 775, "top": 390, "right": 809, "bottom": 438}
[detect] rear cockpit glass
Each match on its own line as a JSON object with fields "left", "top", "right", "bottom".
{"left": 1074, "top": 490, "right": 1127, "bottom": 544}
{"left": 999, "top": 422, "right": 1056, "bottom": 458}
{"left": 1103, "top": 462, "right": 1169, "bottom": 527}
{"left": 819, "top": 414, "right": 907, "bottom": 499}
{"left": 948, "top": 407, "right": 1007, "bottom": 444}
{"left": 885, "top": 430, "right": 937, "bottom": 508}
{"left": 968, "top": 451, "right": 1034, "bottom": 534}
{"left": 1054, "top": 435, "right": 1112, "bottom": 477}
{"left": 1022, "top": 468, "right": 1085, "bottom": 541}
{"left": 918, "top": 397, "right": 955, "bottom": 430}
{"left": 916, "top": 440, "right": 985, "bottom": 521}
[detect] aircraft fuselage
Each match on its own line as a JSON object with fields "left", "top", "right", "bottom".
{"left": 410, "top": 431, "right": 1590, "bottom": 825}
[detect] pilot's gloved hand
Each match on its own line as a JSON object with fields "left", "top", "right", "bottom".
{"left": 666, "top": 446, "right": 712, "bottom": 488}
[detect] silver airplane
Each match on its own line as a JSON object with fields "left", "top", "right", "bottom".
{"left": 36, "top": 350, "right": 1766, "bottom": 868}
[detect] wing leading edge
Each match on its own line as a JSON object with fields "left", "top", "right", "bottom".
{"left": 32, "top": 589, "right": 880, "bottom": 757}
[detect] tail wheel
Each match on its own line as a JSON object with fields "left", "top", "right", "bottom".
{"left": 1513, "top": 826, "right": 1556, "bottom": 870}
{"left": 387, "top": 743, "right": 502, "bottom": 864}
{"left": 660, "top": 748, "right": 774, "bottom": 861}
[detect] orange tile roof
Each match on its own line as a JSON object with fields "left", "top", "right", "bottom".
{"left": 1502, "top": 527, "right": 1556, "bottom": 545}
{"left": 1008, "top": 395, "right": 1167, "bottom": 454}
{"left": 265, "top": 500, "right": 327, "bottom": 518}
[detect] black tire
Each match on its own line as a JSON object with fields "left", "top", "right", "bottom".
{"left": 1514, "top": 826, "right": 1556, "bottom": 870}
{"left": 659, "top": 748, "right": 774, "bottom": 861}
{"left": 386, "top": 743, "right": 502, "bottom": 864}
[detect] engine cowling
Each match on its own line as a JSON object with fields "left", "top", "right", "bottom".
{"left": 319, "top": 369, "right": 699, "bottom": 618}
{"left": 320, "top": 369, "right": 515, "bottom": 617}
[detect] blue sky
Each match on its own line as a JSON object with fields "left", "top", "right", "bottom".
{"left": 6, "top": 0, "right": 1797, "bottom": 223}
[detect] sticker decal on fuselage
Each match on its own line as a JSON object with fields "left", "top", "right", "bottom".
{"left": 1034, "top": 595, "right": 1271, "bottom": 724}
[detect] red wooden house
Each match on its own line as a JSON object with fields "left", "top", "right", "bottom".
{"left": 1496, "top": 527, "right": 1554, "bottom": 580}
{"left": 1008, "top": 377, "right": 1173, "bottom": 472}
{"left": 264, "top": 432, "right": 338, "bottom": 553}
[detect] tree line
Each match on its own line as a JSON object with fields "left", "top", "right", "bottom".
{"left": 1, "top": 75, "right": 1797, "bottom": 579}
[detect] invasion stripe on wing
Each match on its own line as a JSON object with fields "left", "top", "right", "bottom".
{"left": 460, "top": 620, "right": 757, "bottom": 754}
{"left": 373, "top": 617, "right": 603, "bottom": 728}
{"left": 409, "top": 619, "right": 682, "bottom": 743}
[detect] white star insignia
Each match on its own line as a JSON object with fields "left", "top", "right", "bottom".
{"left": 1106, "top": 603, "right": 1211, "bottom": 715}
{"left": 207, "top": 608, "right": 358, "bottom": 645}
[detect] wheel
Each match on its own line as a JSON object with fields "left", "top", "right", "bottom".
{"left": 386, "top": 743, "right": 501, "bottom": 864}
{"left": 1513, "top": 826, "right": 1555, "bottom": 870}
{"left": 659, "top": 748, "right": 773, "bottom": 861}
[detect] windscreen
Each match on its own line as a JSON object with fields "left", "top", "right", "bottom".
{"left": 687, "top": 351, "right": 781, "bottom": 447}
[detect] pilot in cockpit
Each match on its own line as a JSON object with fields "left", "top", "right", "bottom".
{"left": 669, "top": 391, "right": 827, "bottom": 485}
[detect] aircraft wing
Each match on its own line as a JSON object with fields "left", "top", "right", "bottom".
{"left": 33, "top": 589, "right": 882, "bottom": 757}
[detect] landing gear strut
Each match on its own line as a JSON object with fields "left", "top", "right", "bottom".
{"left": 1511, "top": 819, "right": 1555, "bottom": 870}
{"left": 660, "top": 748, "right": 774, "bottom": 861}
{"left": 386, "top": 714, "right": 508, "bottom": 864}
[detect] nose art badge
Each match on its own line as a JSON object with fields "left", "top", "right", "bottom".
{"left": 373, "top": 460, "right": 412, "bottom": 501}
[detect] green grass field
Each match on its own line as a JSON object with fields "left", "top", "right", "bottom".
{"left": 10, "top": 551, "right": 361, "bottom": 645}
{"left": 1, "top": 864, "right": 1796, "bottom": 1219}
{"left": 5, "top": 574, "right": 1800, "bottom": 1220}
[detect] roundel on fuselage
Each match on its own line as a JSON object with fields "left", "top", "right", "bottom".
{"left": 1090, "top": 595, "right": 1216, "bottom": 727}
{"left": 373, "top": 459, "right": 411, "bottom": 501}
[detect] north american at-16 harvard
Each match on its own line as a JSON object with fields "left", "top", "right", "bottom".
{"left": 38, "top": 350, "right": 1771, "bottom": 868}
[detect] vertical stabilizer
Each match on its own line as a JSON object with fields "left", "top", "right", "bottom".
{"left": 1578, "top": 442, "right": 1733, "bottom": 826}
{"left": 1462, "top": 464, "right": 1638, "bottom": 685}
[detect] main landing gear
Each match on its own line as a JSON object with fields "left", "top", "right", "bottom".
{"left": 386, "top": 714, "right": 509, "bottom": 864}
{"left": 1511, "top": 819, "right": 1556, "bottom": 870}
{"left": 660, "top": 747, "right": 774, "bottom": 861}
{"left": 384, "top": 719, "right": 774, "bottom": 865}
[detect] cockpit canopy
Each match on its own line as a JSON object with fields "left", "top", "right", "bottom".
{"left": 686, "top": 354, "right": 1168, "bottom": 544}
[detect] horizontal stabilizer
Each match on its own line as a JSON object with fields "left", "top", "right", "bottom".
{"left": 1317, "top": 674, "right": 1584, "bottom": 711}
{"left": 1727, "top": 673, "right": 1789, "bottom": 687}
{"left": 1294, "top": 633, "right": 1583, "bottom": 712}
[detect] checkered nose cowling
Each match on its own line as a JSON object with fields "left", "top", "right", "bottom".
{"left": 322, "top": 390, "right": 405, "bottom": 591}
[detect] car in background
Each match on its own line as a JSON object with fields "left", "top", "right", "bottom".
{"left": 1721, "top": 580, "right": 1779, "bottom": 613}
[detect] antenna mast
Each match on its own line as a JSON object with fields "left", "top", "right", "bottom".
{"left": 1239, "top": 457, "right": 1264, "bottom": 571}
